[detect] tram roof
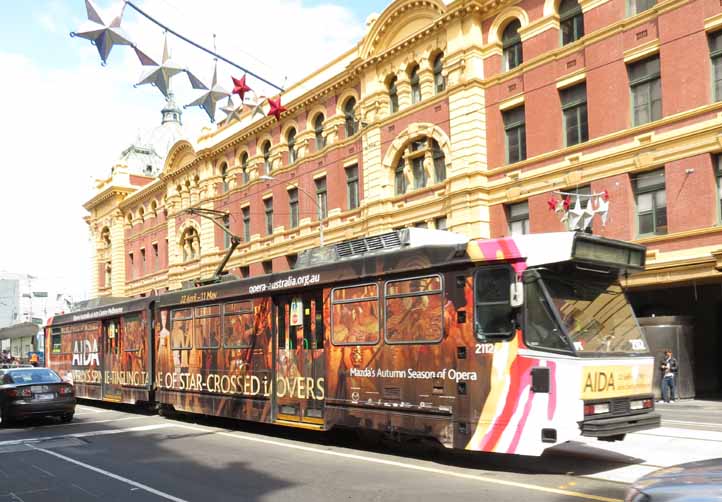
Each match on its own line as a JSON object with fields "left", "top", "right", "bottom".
{"left": 159, "top": 228, "right": 471, "bottom": 307}
{"left": 467, "top": 232, "right": 646, "bottom": 270}
{"left": 47, "top": 296, "right": 152, "bottom": 328}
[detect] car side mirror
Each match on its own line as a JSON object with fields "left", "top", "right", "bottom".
{"left": 510, "top": 280, "right": 524, "bottom": 308}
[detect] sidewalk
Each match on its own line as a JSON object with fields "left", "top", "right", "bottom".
{"left": 549, "top": 399, "right": 722, "bottom": 484}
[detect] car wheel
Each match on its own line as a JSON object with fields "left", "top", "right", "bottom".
{"left": 0, "top": 407, "right": 12, "bottom": 427}
{"left": 60, "top": 413, "right": 74, "bottom": 423}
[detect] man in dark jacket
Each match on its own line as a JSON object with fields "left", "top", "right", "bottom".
{"left": 660, "top": 350, "right": 679, "bottom": 403}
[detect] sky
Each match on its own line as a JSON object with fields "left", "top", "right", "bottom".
{"left": 0, "top": 0, "right": 391, "bottom": 301}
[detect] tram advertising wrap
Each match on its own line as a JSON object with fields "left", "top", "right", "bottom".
{"left": 45, "top": 230, "right": 659, "bottom": 456}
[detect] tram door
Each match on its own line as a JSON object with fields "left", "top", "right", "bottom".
{"left": 101, "top": 318, "right": 123, "bottom": 402}
{"left": 273, "top": 293, "right": 325, "bottom": 425}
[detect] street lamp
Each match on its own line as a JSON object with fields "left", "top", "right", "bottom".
{"left": 259, "top": 175, "right": 325, "bottom": 246}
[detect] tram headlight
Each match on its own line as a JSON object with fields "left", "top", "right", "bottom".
{"left": 630, "top": 398, "right": 654, "bottom": 410}
{"left": 583, "top": 402, "right": 610, "bottom": 415}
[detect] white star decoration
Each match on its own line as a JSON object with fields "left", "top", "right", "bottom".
{"left": 552, "top": 192, "right": 610, "bottom": 231}
{"left": 185, "top": 61, "right": 230, "bottom": 122}
{"left": 136, "top": 35, "right": 207, "bottom": 98}
{"left": 72, "top": 0, "right": 155, "bottom": 66}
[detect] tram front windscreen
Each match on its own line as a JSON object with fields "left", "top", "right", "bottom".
{"left": 524, "top": 270, "right": 649, "bottom": 356}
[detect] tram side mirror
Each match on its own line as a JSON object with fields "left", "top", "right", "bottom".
{"left": 510, "top": 281, "right": 524, "bottom": 308}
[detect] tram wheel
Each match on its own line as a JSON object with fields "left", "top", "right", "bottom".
{"left": 158, "top": 405, "right": 176, "bottom": 419}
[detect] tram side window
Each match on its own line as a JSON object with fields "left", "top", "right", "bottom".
{"left": 194, "top": 305, "right": 221, "bottom": 349}
{"left": 524, "top": 279, "right": 571, "bottom": 351}
{"left": 61, "top": 326, "right": 74, "bottom": 353}
{"left": 313, "top": 295, "right": 324, "bottom": 349}
{"left": 331, "top": 284, "right": 380, "bottom": 345}
{"left": 474, "top": 267, "right": 515, "bottom": 340}
{"left": 223, "top": 302, "right": 254, "bottom": 348}
{"left": 385, "top": 275, "right": 444, "bottom": 344}
{"left": 171, "top": 309, "right": 193, "bottom": 349}
{"left": 51, "top": 328, "right": 62, "bottom": 353}
{"left": 105, "top": 320, "right": 121, "bottom": 355}
{"left": 124, "top": 314, "right": 143, "bottom": 351}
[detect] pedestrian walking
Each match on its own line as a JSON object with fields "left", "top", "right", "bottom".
{"left": 660, "top": 349, "right": 679, "bottom": 403}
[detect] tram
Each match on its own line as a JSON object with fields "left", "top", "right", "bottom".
{"left": 45, "top": 228, "right": 659, "bottom": 456}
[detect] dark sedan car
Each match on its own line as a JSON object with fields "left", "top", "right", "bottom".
{"left": 0, "top": 367, "right": 75, "bottom": 425}
{"left": 625, "top": 458, "right": 722, "bottom": 501}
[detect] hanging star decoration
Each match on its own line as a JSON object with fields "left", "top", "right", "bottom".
{"left": 220, "top": 96, "right": 243, "bottom": 125}
{"left": 267, "top": 96, "right": 287, "bottom": 121}
{"left": 249, "top": 96, "right": 268, "bottom": 119}
{"left": 71, "top": 0, "right": 156, "bottom": 65}
{"left": 594, "top": 190, "right": 611, "bottom": 226}
{"left": 136, "top": 34, "right": 207, "bottom": 98}
{"left": 185, "top": 60, "right": 230, "bottom": 122}
{"left": 551, "top": 190, "right": 612, "bottom": 231}
{"left": 231, "top": 75, "right": 252, "bottom": 102}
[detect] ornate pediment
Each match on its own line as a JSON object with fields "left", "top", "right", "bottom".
{"left": 162, "top": 140, "right": 196, "bottom": 177}
{"left": 360, "top": 0, "right": 446, "bottom": 60}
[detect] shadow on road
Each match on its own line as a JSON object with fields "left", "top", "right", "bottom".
{"left": 163, "top": 409, "right": 647, "bottom": 479}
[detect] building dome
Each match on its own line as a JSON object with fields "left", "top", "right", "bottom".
{"left": 115, "top": 93, "right": 184, "bottom": 177}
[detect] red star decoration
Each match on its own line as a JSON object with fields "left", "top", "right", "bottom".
{"left": 563, "top": 195, "right": 572, "bottom": 211}
{"left": 267, "top": 96, "right": 286, "bottom": 121}
{"left": 601, "top": 189, "right": 610, "bottom": 202}
{"left": 231, "top": 75, "right": 251, "bottom": 101}
{"left": 547, "top": 197, "right": 558, "bottom": 211}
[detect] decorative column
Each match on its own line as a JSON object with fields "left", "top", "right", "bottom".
{"left": 395, "top": 70, "right": 412, "bottom": 110}
{"left": 109, "top": 209, "right": 127, "bottom": 297}
{"left": 418, "top": 58, "right": 435, "bottom": 100}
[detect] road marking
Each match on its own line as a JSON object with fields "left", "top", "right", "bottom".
{"left": 663, "top": 419, "right": 722, "bottom": 428}
{"left": 75, "top": 408, "right": 113, "bottom": 415}
{"left": 31, "top": 464, "right": 56, "bottom": 478}
{"left": 29, "top": 444, "right": 189, "bottom": 502}
{"left": 40, "top": 416, "right": 146, "bottom": 428}
{"left": 173, "top": 424, "right": 621, "bottom": 502}
{"left": 71, "top": 483, "right": 98, "bottom": 498}
{"left": 0, "top": 424, "right": 172, "bottom": 448}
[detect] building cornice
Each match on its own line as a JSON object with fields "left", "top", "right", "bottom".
{"left": 83, "top": 186, "right": 136, "bottom": 211}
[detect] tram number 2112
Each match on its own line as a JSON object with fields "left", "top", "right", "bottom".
{"left": 475, "top": 343, "right": 495, "bottom": 354}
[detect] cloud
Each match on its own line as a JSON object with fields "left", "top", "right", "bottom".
{"left": 0, "top": 0, "right": 368, "bottom": 300}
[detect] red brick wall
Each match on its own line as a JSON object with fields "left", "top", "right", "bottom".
{"left": 665, "top": 154, "right": 717, "bottom": 233}
{"left": 380, "top": 99, "right": 450, "bottom": 160}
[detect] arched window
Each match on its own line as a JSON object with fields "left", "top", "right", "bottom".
{"left": 409, "top": 65, "right": 421, "bottom": 104}
{"left": 395, "top": 157, "right": 406, "bottom": 195}
{"left": 431, "top": 139, "right": 446, "bottom": 182}
{"left": 287, "top": 128, "right": 297, "bottom": 164}
{"left": 344, "top": 97, "right": 358, "bottom": 137}
{"left": 393, "top": 137, "right": 447, "bottom": 195}
{"left": 180, "top": 227, "right": 200, "bottom": 261}
{"left": 240, "top": 152, "right": 249, "bottom": 183}
{"left": 560, "top": 0, "right": 584, "bottom": 45}
{"left": 220, "top": 162, "right": 228, "bottom": 192}
{"left": 433, "top": 53, "right": 445, "bottom": 93}
{"left": 138, "top": 207, "right": 145, "bottom": 223}
{"left": 126, "top": 213, "right": 133, "bottom": 227}
{"left": 262, "top": 141, "right": 272, "bottom": 175}
{"left": 388, "top": 76, "right": 399, "bottom": 113}
{"left": 314, "top": 113, "right": 326, "bottom": 150}
{"left": 502, "top": 20, "right": 523, "bottom": 70}
{"left": 150, "top": 200, "right": 158, "bottom": 218}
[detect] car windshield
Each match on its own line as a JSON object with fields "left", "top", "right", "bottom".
{"left": 6, "top": 369, "right": 62, "bottom": 384}
{"left": 539, "top": 271, "right": 649, "bottom": 355}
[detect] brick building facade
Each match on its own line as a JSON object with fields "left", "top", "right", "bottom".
{"left": 84, "top": 0, "right": 722, "bottom": 394}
